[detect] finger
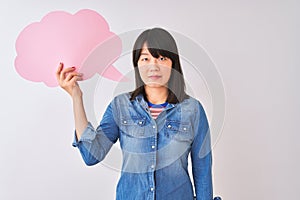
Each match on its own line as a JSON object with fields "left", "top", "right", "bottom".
{"left": 74, "top": 74, "right": 83, "bottom": 82}
{"left": 62, "top": 66, "right": 77, "bottom": 73}
{"left": 60, "top": 66, "right": 76, "bottom": 81}
{"left": 76, "top": 75, "right": 83, "bottom": 81}
{"left": 55, "top": 62, "right": 63, "bottom": 80}
{"left": 69, "top": 75, "right": 83, "bottom": 86}
{"left": 65, "top": 72, "right": 83, "bottom": 82}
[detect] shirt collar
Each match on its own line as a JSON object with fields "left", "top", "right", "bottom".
{"left": 135, "top": 93, "right": 176, "bottom": 110}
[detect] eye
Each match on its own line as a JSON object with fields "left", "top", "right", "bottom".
{"left": 140, "top": 57, "right": 149, "bottom": 61}
{"left": 158, "top": 56, "right": 167, "bottom": 61}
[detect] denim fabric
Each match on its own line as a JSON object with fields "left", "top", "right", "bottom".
{"left": 73, "top": 93, "right": 213, "bottom": 200}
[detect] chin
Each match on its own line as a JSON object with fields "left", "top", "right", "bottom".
{"left": 145, "top": 82, "right": 167, "bottom": 88}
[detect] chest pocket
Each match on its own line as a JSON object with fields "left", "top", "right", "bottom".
{"left": 165, "top": 120, "right": 193, "bottom": 142}
{"left": 119, "top": 116, "right": 147, "bottom": 138}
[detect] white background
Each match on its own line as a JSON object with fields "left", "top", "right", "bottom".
{"left": 1, "top": 0, "right": 299, "bottom": 199}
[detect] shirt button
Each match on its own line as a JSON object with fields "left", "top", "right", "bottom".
{"left": 152, "top": 125, "right": 156, "bottom": 129}
{"left": 167, "top": 124, "right": 172, "bottom": 128}
{"left": 139, "top": 121, "right": 143, "bottom": 125}
{"left": 183, "top": 127, "right": 187, "bottom": 131}
{"left": 123, "top": 120, "right": 127, "bottom": 124}
{"left": 151, "top": 145, "right": 155, "bottom": 149}
{"left": 150, "top": 187, "right": 154, "bottom": 191}
{"left": 151, "top": 165, "right": 155, "bottom": 169}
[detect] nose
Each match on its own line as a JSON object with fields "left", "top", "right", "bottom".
{"left": 149, "top": 57, "right": 158, "bottom": 64}
{"left": 149, "top": 58, "right": 159, "bottom": 71}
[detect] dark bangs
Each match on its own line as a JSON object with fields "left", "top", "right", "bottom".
{"left": 132, "top": 28, "right": 179, "bottom": 67}
{"left": 130, "top": 28, "right": 189, "bottom": 104}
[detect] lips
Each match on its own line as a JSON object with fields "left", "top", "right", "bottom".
{"left": 148, "top": 75, "right": 162, "bottom": 80}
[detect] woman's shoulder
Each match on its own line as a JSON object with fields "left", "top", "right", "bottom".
{"left": 111, "top": 92, "right": 132, "bottom": 104}
{"left": 181, "top": 96, "right": 204, "bottom": 110}
{"left": 180, "top": 96, "right": 209, "bottom": 124}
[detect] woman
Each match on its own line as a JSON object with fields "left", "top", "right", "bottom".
{"left": 56, "top": 28, "right": 213, "bottom": 200}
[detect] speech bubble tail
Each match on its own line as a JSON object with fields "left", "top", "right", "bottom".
{"left": 101, "top": 65, "right": 130, "bottom": 82}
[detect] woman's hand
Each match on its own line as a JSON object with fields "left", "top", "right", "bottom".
{"left": 56, "top": 62, "right": 83, "bottom": 98}
{"left": 56, "top": 62, "right": 88, "bottom": 139}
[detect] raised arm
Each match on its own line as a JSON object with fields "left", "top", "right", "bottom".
{"left": 56, "top": 62, "right": 119, "bottom": 166}
{"left": 55, "top": 62, "right": 87, "bottom": 140}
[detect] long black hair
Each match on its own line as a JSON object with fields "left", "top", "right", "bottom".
{"left": 130, "top": 27, "right": 189, "bottom": 104}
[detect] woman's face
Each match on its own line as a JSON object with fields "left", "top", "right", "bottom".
{"left": 137, "top": 44, "right": 172, "bottom": 88}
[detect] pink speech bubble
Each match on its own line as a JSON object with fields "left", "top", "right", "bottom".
{"left": 15, "top": 9, "right": 123, "bottom": 87}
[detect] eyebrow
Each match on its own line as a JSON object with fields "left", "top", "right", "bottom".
{"left": 140, "top": 52, "right": 149, "bottom": 55}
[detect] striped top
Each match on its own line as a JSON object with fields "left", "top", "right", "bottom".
{"left": 147, "top": 101, "right": 168, "bottom": 119}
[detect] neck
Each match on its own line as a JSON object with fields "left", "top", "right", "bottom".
{"left": 144, "top": 86, "right": 168, "bottom": 104}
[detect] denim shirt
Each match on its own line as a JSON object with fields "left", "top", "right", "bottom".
{"left": 72, "top": 93, "right": 213, "bottom": 200}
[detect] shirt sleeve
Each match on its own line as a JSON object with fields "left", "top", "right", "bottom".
{"left": 191, "top": 102, "right": 213, "bottom": 200}
{"left": 72, "top": 102, "right": 119, "bottom": 166}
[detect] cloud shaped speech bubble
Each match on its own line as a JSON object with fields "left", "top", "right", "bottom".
{"left": 15, "top": 9, "right": 123, "bottom": 87}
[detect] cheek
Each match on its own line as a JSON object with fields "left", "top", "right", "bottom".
{"left": 138, "top": 66, "right": 145, "bottom": 73}
{"left": 138, "top": 67, "right": 147, "bottom": 79}
{"left": 162, "top": 67, "right": 172, "bottom": 77}
{"left": 164, "top": 62, "right": 172, "bottom": 78}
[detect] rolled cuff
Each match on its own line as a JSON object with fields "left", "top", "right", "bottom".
{"left": 72, "top": 122, "right": 96, "bottom": 147}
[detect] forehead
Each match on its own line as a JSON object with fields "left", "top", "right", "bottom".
{"left": 141, "top": 43, "right": 149, "bottom": 54}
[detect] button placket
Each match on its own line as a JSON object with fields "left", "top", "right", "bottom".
{"left": 150, "top": 130, "right": 156, "bottom": 172}
{"left": 150, "top": 121, "right": 157, "bottom": 196}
